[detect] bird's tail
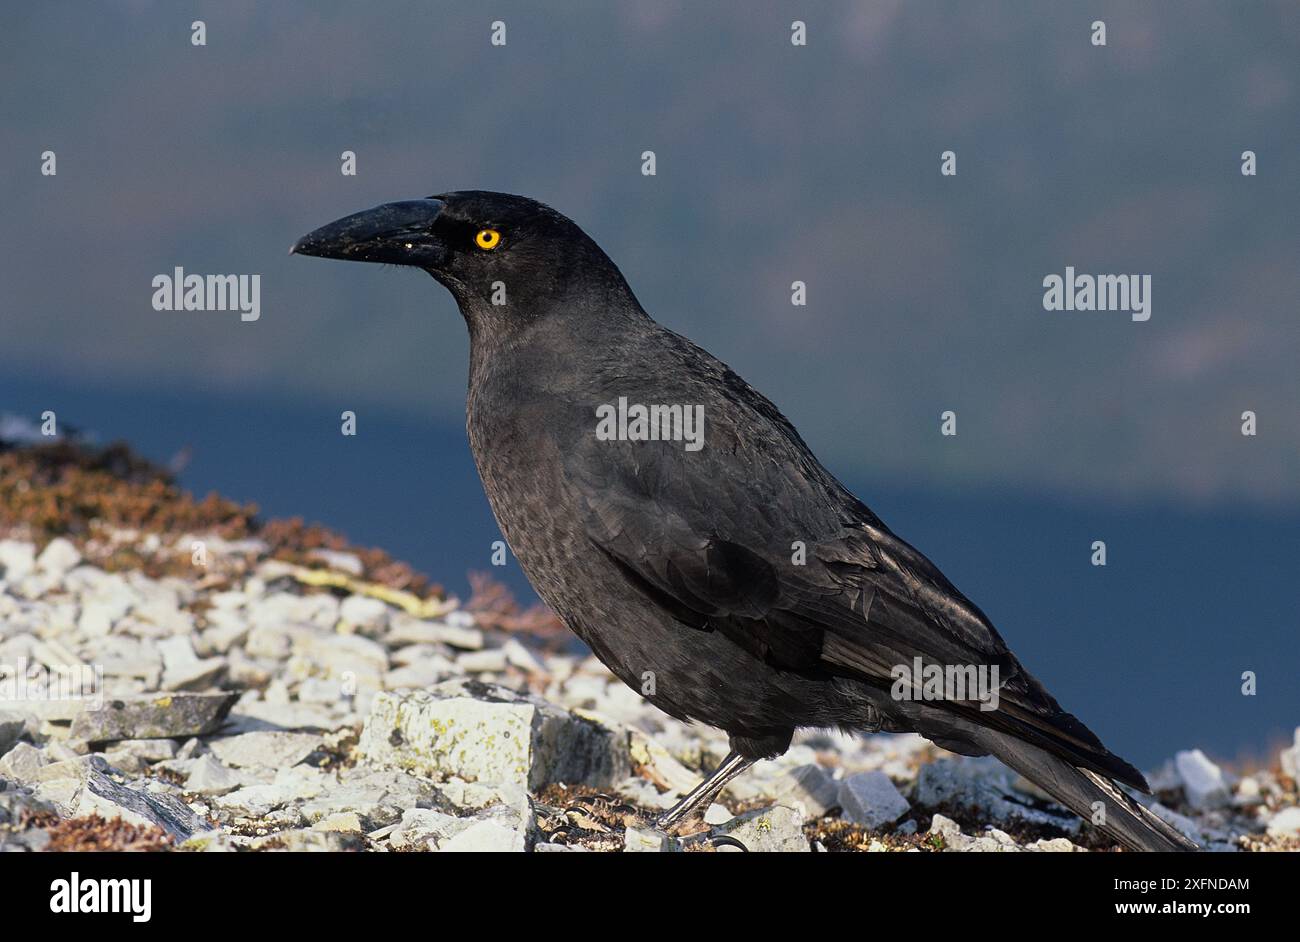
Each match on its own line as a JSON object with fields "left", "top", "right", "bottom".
{"left": 976, "top": 729, "right": 1199, "bottom": 851}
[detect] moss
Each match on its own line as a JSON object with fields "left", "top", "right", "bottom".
{"left": 0, "top": 439, "right": 443, "bottom": 599}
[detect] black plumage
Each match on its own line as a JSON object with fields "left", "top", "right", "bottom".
{"left": 293, "top": 191, "right": 1195, "bottom": 851}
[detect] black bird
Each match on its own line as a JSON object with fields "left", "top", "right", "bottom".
{"left": 293, "top": 191, "right": 1196, "bottom": 851}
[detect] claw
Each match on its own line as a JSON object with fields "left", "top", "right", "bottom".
{"left": 710, "top": 835, "right": 749, "bottom": 852}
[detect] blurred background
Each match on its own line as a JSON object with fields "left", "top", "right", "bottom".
{"left": 1, "top": 1, "right": 1296, "bottom": 768}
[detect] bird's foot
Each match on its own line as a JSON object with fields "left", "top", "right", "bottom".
{"left": 644, "top": 820, "right": 749, "bottom": 852}
{"left": 652, "top": 801, "right": 752, "bottom": 850}
{"left": 652, "top": 749, "right": 757, "bottom": 833}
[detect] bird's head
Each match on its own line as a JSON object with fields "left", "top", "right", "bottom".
{"left": 292, "top": 190, "right": 637, "bottom": 332}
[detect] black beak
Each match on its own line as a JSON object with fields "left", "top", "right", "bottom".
{"left": 291, "top": 198, "right": 447, "bottom": 267}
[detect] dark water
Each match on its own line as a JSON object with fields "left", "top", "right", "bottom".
{"left": 3, "top": 374, "right": 1296, "bottom": 770}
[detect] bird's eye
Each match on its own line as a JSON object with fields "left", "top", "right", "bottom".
{"left": 475, "top": 229, "right": 501, "bottom": 250}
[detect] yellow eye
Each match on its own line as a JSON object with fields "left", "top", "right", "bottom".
{"left": 475, "top": 228, "right": 501, "bottom": 250}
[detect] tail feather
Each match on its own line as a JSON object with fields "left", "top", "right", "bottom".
{"left": 978, "top": 729, "right": 1199, "bottom": 851}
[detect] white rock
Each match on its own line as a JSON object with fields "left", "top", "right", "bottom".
{"left": 0, "top": 714, "right": 30, "bottom": 755}
{"left": 186, "top": 755, "right": 244, "bottom": 796}
{"left": 627, "top": 729, "right": 701, "bottom": 796}
{"left": 1144, "top": 758, "right": 1180, "bottom": 794}
{"left": 1175, "top": 749, "right": 1230, "bottom": 809}
{"left": 106, "top": 739, "right": 179, "bottom": 763}
{"left": 224, "top": 649, "right": 275, "bottom": 688}
{"left": 444, "top": 610, "right": 477, "bottom": 630}
{"left": 357, "top": 681, "right": 629, "bottom": 791}
{"left": 36, "top": 538, "right": 81, "bottom": 577}
{"left": 297, "top": 677, "right": 345, "bottom": 703}
{"left": 557, "top": 674, "right": 608, "bottom": 709}
{"left": 250, "top": 592, "right": 337, "bottom": 632}
{"left": 77, "top": 605, "right": 116, "bottom": 638}
{"left": 227, "top": 698, "right": 340, "bottom": 733}
{"left": 384, "top": 661, "right": 452, "bottom": 690}
{"left": 314, "top": 811, "right": 364, "bottom": 833}
{"left": 82, "top": 635, "right": 161, "bottom": 687}
{"left": 216, "top": 783, "right": 297, "bottom": 819}
{"left": 208, "top": 731, "right": 323, "bottom": 769}
{"left": 457, "top": 649, "right": 508, "bottom": 673}
{"left": 198, "top": 609, "right": 250, "bottom": 654}
{"left": 915, "top": 757, "right": 1078, "bottom": 832}
{"left": 163, "top": 656, "right": 227, "bottom": 691}
{"left": 769, "top": 763, "right": 839, "bottom": 819}
{"left": 11, "top": 573, "right": 56, "bottom": 600}
{"left": 1234, "top": 775, "right": 1262, "bottom": 807}
{"left": 1026, "top": 837, "right": 1081, "bottom": 852}
{"left": 613, "top": 777, "right": 676, "bottom": 812}
{"left": 308, "top": 550, "right": 364, "bottom": 576}
{"left": 208, "top": 590, "right": 249, "bottom": 610}
{"left": 438, "top": 816, "right": 526, "bottom": 852}
{"left": 839, "top": 771, "right": 910, "bottom": 829}
{"left": 0, "top": 741, "right": 49, "bottom": 783}
{"left": 388, "top": 808, "right": 469, "bottom": 850}
{"left": 1266, "top": 806, "right": 1300, "bottom": 838}
{"left": 157, "top": 635, "right": 199, "bottom": 670}
{"left": 339, "top": 594, "right": 390, "bottom": 632}
{"left": 31, "top": 763, "right": 210, "bottom": 841}
{"left": 0, "top": 541, "right": 36, "bottom": 581}
{"left": 979, "top": 827, "right": 1021, "bottom": 850}
{"left": 624, "top": 826, "right": 671, "bottom": 851}
{"left": 544, "top": 657, "right": 575, "bottom": 683}
{"left": 245, "top": 624, "right": 293, "bottom": 660}
{"left": 430, "top": 622, "right": 484, "bottom": 650}
{"left": 436, "top": 780, "right": 533, "bottom": 828}
{"left": 297, "top": 768, "right": 437, "bottom": 830}
{"left": 62, "top": 564, "right": 108, "bottom": 592}
{"left": 388, "top": 643, "right": 439, "bottom": 667}
{"left": 132, "top": 596, "right": 193, "bottom": 635}
{"left": 386, "top": 615, "right": 479, "bottom": 650}
{"left": 704, "top": 803, "right": 732, "bottom": 825}
{"left": 927, "top": 813, "right": 972, "bottom": 851}
{"left": 594, "top": 682, "right": 655, "bottom": 725}
{"left": 712, "top": 804, "right": 809, "bottom": 852}
{"left": 503, "top": 639, "right": 545, "bottom": 674}
{"left": 79, "top": 577, "right": 135, "bottom": 624}
{"left": 296, "top": 631, "right": 389, "bottom": 676}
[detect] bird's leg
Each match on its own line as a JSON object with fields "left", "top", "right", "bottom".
{"left": 654, "top": 751, "right": 755, "bottom": 834}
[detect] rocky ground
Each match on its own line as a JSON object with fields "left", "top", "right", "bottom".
{"left": 1, "top": 439, "right": 1297, "bottom": 852}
